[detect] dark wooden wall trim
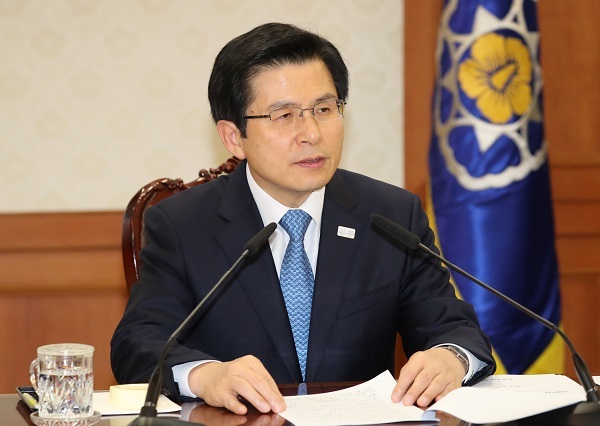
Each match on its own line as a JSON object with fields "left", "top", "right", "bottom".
{"left": 0, "top": 212, "right": 124, "bottom": 293}
{"left": 404, "top": 0, "right": 600, "bottom": 377}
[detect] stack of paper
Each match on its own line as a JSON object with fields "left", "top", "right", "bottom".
{"left": 280, "top": 371, "right": 587, "bottom": 425}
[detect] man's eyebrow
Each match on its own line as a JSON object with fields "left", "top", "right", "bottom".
{"left": 265, "top": 100, "right": 297, "bottom": 111}
{"left": 265, "top": 93, "right": 337, "bottom": 111}
{"left": 314, "top": 93, "right": 338, "bottom": 103}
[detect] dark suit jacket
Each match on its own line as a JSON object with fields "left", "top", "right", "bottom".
{"left": 111, "top": 162, "right": 495, "bottom": 401}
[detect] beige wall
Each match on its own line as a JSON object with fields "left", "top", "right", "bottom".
{"left": 0, "top": 0, "right": 404, "bottom": 213}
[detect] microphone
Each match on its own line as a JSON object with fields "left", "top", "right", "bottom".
{"left": 371, "top": 213, "right": 600, "bottom": 425}
{"left": 128, "top": 222, "right": 278, "bottom": 426}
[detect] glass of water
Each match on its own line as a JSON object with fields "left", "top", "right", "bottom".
{"left": 30, "top": 343, "right": 95, "bottom": 420}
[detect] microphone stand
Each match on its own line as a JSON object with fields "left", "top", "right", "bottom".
{"left": 417, "top": 242, "right": 600, "bottom": 426}
{"left": 128, "top": 223, "right": 277, "bottom": 426}
{"left": 370, "top": 214, "right": 600, "bottom": 426}
{"left": 417, "top": 243, "right": 600, "bottom": 426}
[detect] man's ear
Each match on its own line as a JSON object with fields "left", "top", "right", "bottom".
{"left": 216, "top": 120, "right": 246, "bottom": 159}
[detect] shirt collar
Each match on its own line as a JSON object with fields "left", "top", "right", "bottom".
{"left": 245, "top": 163, "right": 324, "bottom": 226}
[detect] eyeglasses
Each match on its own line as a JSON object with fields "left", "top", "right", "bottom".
{"left": 243, "top": 99, "right": 346, "bottom": 129}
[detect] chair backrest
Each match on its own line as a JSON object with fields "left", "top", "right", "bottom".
{"left": 121, "top": 157, "right": 241, "bottom": 293}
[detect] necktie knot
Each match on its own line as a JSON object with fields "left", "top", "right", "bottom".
{"left": 279, "top": 209, "right": 312, "bottom": 242}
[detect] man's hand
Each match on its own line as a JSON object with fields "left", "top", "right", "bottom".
{"left": 188, "top": 355, "right": 286, "bottom": 415}
{"left": 391, "top": 347, "right": 465, "bottom": 407}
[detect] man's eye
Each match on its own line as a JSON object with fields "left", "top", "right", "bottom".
{"left": 272, "top": 110, "right": 294, "bottom": 121}
{"left": 315, "top": 102, "right": 337, "bottom": 116}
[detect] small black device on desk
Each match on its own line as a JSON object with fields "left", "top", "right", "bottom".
{"left": 16, "top": 386, "right": 39, "bottom": 412}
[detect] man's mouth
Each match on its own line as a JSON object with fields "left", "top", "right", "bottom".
{"left": 297, "top": 156, "right": 325, "bottom": 164}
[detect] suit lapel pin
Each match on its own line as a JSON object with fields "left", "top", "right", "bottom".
{"left": 337, "top": 226, "right": 356, "bottom": 239}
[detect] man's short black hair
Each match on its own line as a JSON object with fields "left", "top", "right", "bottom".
{"left": 208, "top": 22, "right": 349, "bottom": 137}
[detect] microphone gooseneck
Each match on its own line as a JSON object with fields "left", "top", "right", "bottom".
{"left": 371, "top": 213, "right": 600, "bottom": 425}
{"left": 129, "top": 222, "right": 277, "bottom": 426}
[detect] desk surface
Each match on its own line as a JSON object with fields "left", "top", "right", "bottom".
{"left": 2, "top": 382, "right": 527, "bottom": 426}
{"left": 1, "top": 394, "right": 467, "bottom": 426}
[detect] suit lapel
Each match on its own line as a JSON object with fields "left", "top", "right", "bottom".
{"left": 214, "top": 165, "right": 301, "bottom": 381}
{"left": 305, "top": 171, "right": 364, "bottom": 382}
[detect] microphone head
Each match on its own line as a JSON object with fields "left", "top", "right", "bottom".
{"left": 370, "top": 213, "right": 421, "bottom": 249}
{"left": 244, "top": 222, "right": 277, "bottom": 256}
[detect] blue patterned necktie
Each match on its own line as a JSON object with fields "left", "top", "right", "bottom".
{"left": 279, "top": 209, "right": 314, "bottom": 382}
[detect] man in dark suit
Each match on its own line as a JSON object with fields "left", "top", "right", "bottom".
{"left": 111, "top": 22, "right": 495, "bottom": 415}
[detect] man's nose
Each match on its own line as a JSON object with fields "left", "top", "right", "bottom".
{"left": 296, "top": 110, "right": 321, "bottom": 143}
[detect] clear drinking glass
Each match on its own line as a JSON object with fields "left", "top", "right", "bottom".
{"left": 29, "top": 343, "right": 95, "bottom": 420}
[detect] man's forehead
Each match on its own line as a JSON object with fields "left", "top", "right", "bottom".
{"left": 247, "top": 60, "right": 336, "bottom": 105}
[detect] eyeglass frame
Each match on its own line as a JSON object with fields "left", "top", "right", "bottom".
{"left": 242, "top": 99, "right": 347, "bottom": 123}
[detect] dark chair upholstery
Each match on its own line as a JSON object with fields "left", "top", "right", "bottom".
{"left": 121, "top": 156, "right": 241, "bottom": 293}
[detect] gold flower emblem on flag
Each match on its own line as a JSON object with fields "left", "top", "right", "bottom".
{"left": 458, "top": 32, "right": 532, "bottom": 124}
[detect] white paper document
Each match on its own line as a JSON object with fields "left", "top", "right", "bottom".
{"left": 279, "top": 371, "right": 587, "bottom": 426}
{"left": 279, "top": 371, "right": 429, "bottom": 426}
{"left": 424, "top": 374, "right": 586, "bottom": 424}
{"left": 93, "top": 391, "right": 181, "bottom": 416}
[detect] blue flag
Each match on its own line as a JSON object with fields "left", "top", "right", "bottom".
{"left": 429, "top": 0, "right": 563, "bottom": 374}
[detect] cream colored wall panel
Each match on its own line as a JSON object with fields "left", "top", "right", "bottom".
{"left": 0, "top": 0, "right": 404, "bottom": 212}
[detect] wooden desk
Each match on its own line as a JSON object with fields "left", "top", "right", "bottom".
{"left": 1, "top": 395, "right": 471, "bottom": 426}
{"left": 2, "top": 383, "right": 517, "bottom": 426}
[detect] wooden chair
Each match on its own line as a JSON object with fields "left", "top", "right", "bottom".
{"left": 121, "top": 156, "right": 241, "bottom": 293}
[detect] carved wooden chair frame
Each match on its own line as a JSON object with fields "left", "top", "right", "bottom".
{"left": 121, "top": 157, "right": 241, "bottom": 292}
